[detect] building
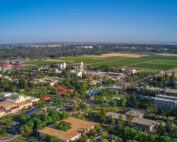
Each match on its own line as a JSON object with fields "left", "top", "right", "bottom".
{"left": 80, "top": 62, "right": 84, "bottom": 72}
{"left": 164, "top": 89, "right": 177, "bottom": 95}
{"left": 106, "top": 111, "right": 157, "bottom": 133}
{"left": 70, "top": 71, "right": 83, "bottom": 77}
{"left": 152, "top": 95, "right": 177, "bottom": 110}
{"left": 0, "top": 92, "right": 39, "bottom": 117}
{"left": 0, "top": 64, "right": 12, "bottom": 71}
{"left": 58, "top": 63, "right": 67, "bottom": 70}
{"left": 38, "top": 117, "right": 96, "bottom": 142}
{"left": 52, "top": 86, "right": 73, "bottom": 95}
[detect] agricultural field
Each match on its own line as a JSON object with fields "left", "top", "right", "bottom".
{"left": 26, "top": 54, "right": 177, "bottom": 70}
{"left": 59, "top": 56, "right": 108, "bottom": 63}
{"left": 131, "top": 59, "right": 177, "bottom": 70}
{"left": 59, "top": 55, "right": 177, "bottom": 70}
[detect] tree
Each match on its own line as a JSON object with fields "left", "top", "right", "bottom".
{"left": 109, "top": 100, "right": 116, "bottom": 107}
{"left": 156, "top": 121, "right": 164, "bottom": 135}
{"left": 48, "top": 135, "right": 58, "bottom": 142}
{"left": 121, "top": 98, "right": 127, "bottom": 107}
{"left": 19, "top": 125, "right": 33, "bottom": 136}
{"left": 55, "top": 121, "right": 71, "bottom": 131}
{"left": 118, "top": 114, "right": 124, "bottom": 128}
{"left": 100, "top": 108, "right": 106, "bottom": 123}
{"left": 127, "top": 113, "right": 133, "bottom": 127}
{"left": 95, "top": 124, "right": 101, "bottom": 131}
{"left": 101, "top": 139, "right": 108, "bottom": 142}
{"left": 88, "top": 128, "right": 97, "bottom": 136}
{"left": 101, "top": 131, "right": 108, "bottom": 138}
{"left": 80, "top": 103, "right": 88, "bottom": 110}
{"left": 0, "top": 127, "right": 6, "bottom": 136}
{"left": 41, "top": 134, "right": 58, "bottom": 142}
{"left": 110, "top": 118, "right": 115, "bottom": 125}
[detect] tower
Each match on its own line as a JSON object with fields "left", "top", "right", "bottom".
{"left": 80, "top": 62, "right": 84, "bottom": 72}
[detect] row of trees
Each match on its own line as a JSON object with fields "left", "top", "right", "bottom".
{"left": 109, "top": 126, "right": 177, "bottom": 142}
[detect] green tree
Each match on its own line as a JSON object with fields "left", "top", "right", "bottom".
{"left": 118, "top": 114, "right": 124, "bottom": 128}
{"left": 19, "top": 125, "right": 33, "bottom": 136}
{"left": 110, "top": 118, "right": 115, "bottom": 125}
{"left": 101, "top": 131, "right": 108, "bottom": 138}
{"left": 127, "top": 113, "right": 133, "bottom": 127}
{"left": 121, "top": 98, "right": 127, "bottom": 107}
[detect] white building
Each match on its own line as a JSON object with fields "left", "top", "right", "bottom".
{"left": 58, "top": 63, "right": 67, "bottom": 70}
{"left": 80, "top": 62, "right": 84, "bottom": 72}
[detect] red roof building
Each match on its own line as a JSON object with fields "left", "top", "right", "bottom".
{"left": 39, "top": 95, "right": 50, "bottom": 100}
{"left": 13, "top": 65, "right": 22, "bottom": 68}
{"left": 52, "top": 86, "right": 73, "bottom": 95}
{"left": 1, "top": 64, "right": 11, "bottom": 67}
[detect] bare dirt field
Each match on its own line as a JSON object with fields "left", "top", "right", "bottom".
{"left": 157, "top": 53, "right": 177, "bottom": 56}
{"left": 88, "top": 53, "right": 144, "bottom": 58}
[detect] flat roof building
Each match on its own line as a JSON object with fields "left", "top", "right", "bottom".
{"left": 38, "top": 117, "right": 96, "bottom": 142}
{"left": 106, "top": 111, "right": 157, "bottom": 133}
{"left": 152, "top": 95, "right": 177, "bottom": 110}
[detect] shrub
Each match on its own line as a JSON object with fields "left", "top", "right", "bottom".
{"left": 55, "top": 121, "right": 71, "bottom": 131}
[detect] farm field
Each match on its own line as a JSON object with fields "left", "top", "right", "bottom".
{"left": 26, "top": 54, "right": 177, "bottom": 70}
{"left": 131, "top": 59, "right": 177, "bottom": 70}
{"left": 58, "top": 55, "right": 177, "bottom": 70}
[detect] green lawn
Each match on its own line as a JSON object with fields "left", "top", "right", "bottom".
{"left": 8, "top": 136, "right": 31, "bottom": 142}
{"left": 25, "top": 60, "right": 61, "bottom": 65}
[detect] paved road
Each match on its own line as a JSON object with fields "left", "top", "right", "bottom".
{"left": 0, "top": 133, "right": 18, "bottom": 142}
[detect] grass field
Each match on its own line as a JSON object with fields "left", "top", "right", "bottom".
{"left": 8, "top": 136, "right": 31, "bottom": 142}
{"left": 131, "top": 59, "right": 177, "bottom": 70}
{"left": 26, "top": 54, "right": 177, "bottom": 70}
{"left": 25, "top": 60, "right": 61, "bottom": 65}
{"left": 59, "top": 55, "right": 177, "bottom": 70}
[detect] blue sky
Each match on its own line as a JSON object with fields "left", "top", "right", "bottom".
{"left": 0, "top": 0, "right": 177, "bottom": 43}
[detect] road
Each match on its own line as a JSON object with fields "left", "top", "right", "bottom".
{"left": 0, "top": 133, "right": 18, "bottom": 142}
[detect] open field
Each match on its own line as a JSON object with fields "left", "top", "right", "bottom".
{"left": 26, "top": 54, "right": 177, "bottom": 70}
{"left": 157, "top": 53, "right": 177, "bottom": 56}
{"left": 88, "top": 53, "right": 143, "bottom": 58}
{"left": 58, "top": 55, "right": 177, "bottom": 70}
{"left": 25, "top": 60, "right": 61, "bottom": 65}
{"left": 131, "top": 59, "right": 177, "bottom": 70}
{"left": 59, "top": 56, "right": 107, "bottom": 63}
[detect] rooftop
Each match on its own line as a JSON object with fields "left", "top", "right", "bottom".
{"left": 0, "top": 101, "right": 17, "bottom": 109}
{"left": 38, "top": 117, "right": 96, "bottom": 141}
{"left": 106, "top": 112, "right": 156, "bottom": 126}
{"left": 156, "top": 95, "right": 177, "bottom": 101}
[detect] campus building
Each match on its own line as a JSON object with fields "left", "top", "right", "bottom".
{"left": 57, "top": 63, "right": 67, "bottom": 70}
{"left": 152, "top": 95, "right": 177, "bottom": 110}
{"left": 38, "top": 117, "right": 96, "bottom": 142}
{"left": 0, "top": 92, "right": 39, "bottom": 117}
{"left": 106, "top": 110, "right": 158, "bottom": 133}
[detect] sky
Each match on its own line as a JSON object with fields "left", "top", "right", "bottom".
{"left": 0, "top": 0, "right": 177, "bottom": 43}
